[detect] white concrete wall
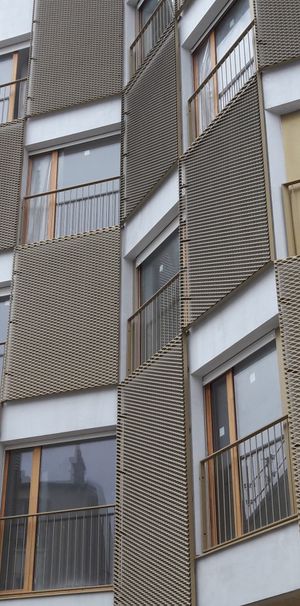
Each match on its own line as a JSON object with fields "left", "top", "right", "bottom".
{"left": 0, "top": 251, "right": 13, "bottom": 286}
{"left": 0, "top": 387, "right": 117, "bottom": 445}
{"left": 188, "top": 266, "right": 278, "bottom": 554}
{"left": 1, "top": 591, "right": 113, "bottom": 606}
{"left": 25, "top": 97, "right": 122, "bottom": 151}
{"left": 0, "top": 0, "right": 33, "bottom": 46}
{"left": 119, "top": 169, "right": 179, "bottom": 380}
{"left": 262, "top": 60, "right": 300, "bottom": 260}
{"left": 197, "top": 522, "right": 300, "bottom": 606}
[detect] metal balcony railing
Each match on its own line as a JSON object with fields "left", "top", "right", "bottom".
{"left": 200, "top": 416, "right": 295, "bottom": 551}
{"left": 127, "top": 272, "right": 180, "bottom": 373}
{"left": 0, "top": 504, "right": 115, "bottom": 594}
{"left": 188, "top": 22, "right": 256, "bottom": 143}
{"left": 130, "top": 0, "right": 175, "bottom": 75}
{"left": 0, "top": 78, "right": 27, "bottom": 124}
{"left": 22, "top": 176, "right": 120, "bottom": 244}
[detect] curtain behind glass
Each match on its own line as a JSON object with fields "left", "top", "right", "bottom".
{"left": 27, "top": 154, "right": 52, "bottom": 243}
{"left": 195, "top": 38, "right": 214, "bottom": 133}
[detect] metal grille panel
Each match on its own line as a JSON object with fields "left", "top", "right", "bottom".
{"left": 3, "top": 229, "right": 120, "bottom": 401}
{"left": 0, "top": 120, "right": 24, "bottom": 251}
{"left": 123, "top": 28, "right": 178, "bottom": 219}
{"left": 276, "top": 257, "right": 300, "bottom": 521}
{"left": 184, "top": 77, "right": 270, "bottom": 322}
{"left": 28, "top": 0, "right": 123, "bottom": 116}
{"left": 115, "top": 338, "right": 192, "bottom": 605}
{"left": 254, "top": 0, "right": 300, "bottom": 69}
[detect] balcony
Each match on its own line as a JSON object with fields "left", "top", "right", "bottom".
{"left": 130, "top": 0, "right": 175, "bottom": 76}
{"left": 188, "top": 22, "right": 256, "bottom": 143}
{"left": 0, "top": 78, "right": 27, "bottom": 124}
{"left": 22, "top": 176, "right": 120, "bottom": 244}
{"left": 200, "top": 416, "right": 295, "bottom": 551}
{"left": 127, "top": 272, "right": 180, "bottom": 372}
{"left": 0, "top": 504, "right": 114, "bottom": 594}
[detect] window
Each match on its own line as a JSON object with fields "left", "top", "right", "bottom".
{"left": 190, "top": 0, "right": 254, "bottom": 138}
{"left": 131, "top": 0, "right": 175, "bottom": 72}
{"left": 0, "top": 293, "right": 10, "bottom": 383}
{"left": 23, "top": 137, "right": 120, "bottom": 244}
{"left": 0, "top": 48, "right": 29, "bottom": 124}
{"left": 201, "top": 341, "right": 294, "bottom": 550}
{"left": 128, "top": 228, "right": 180, "bottom": 370}
{"left": 0, "top": 437, "right": 115, "bottom": 594}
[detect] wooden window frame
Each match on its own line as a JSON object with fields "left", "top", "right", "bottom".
{"left": 204, "top": 369, "right": 243, "bottom": 547}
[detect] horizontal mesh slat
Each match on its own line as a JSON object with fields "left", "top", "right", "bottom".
{"left": 183, "top": 77, "right": 271, "bottom": 323}
{"left": 115, "top": 338, "right": 192, "bottom": 605}
{"left": 28, "top": 0, "right": 123, "bottom": 116}
{"left": 123, "top": 28, "right": 178, "bottom": 220}
{"left": 254, "top": 0, "right": 300, "bottom": 69}
{"left": 276, "top": 257, "right": 300, "bottom": 522}
{"left": 3, "top": 229, "right": 120, "bottom": 401}
{"left": 0, "top": 120, "right": 24, "bottom": 251}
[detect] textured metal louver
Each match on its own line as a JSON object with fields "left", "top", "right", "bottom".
{"left": 276, "top": 257, "right": 300, "bottom": 521}
{"left": 3, "top": 229, "right": 120, "bottom": 401}
{"left": 123, "top": 27, "right": 178, "bottom": 220}
{"left": 254, "top": 0, "right": 300, "bottom": 69}
{"left": 28, "top": 0, "right": 123, "bottom": 116}
{"left": 183, "top": 77, "right": 271, "bottom": 323}
{"left": 115, "top": 338, "right": 192, "bottom": 606}
{"left": 0, "top": 120, "right": 24, "bottom": 251}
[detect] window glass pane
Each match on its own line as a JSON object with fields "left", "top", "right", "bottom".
{"left": 140, "top": 230, "right": 179, "bottom": 304}
{"left": 57, "top": 137, "right": 120, "bottom": 189}
{"left": 140, "top": 0, "right": 160, "bottom": 26}
{"left": 38, "top": 438, "right": 116, "bottom": 512}
{"left": 0, "top": 296, "right": 10, "bottom": 343}
{"left": 0, "top": 343, "right": 4, "bottom": 380}
{"left": 15, "top": 48, "right": 29, "bottom": 119}
{"left": 216, "top": 0, "right": 251, "bottom": 62}
{"left": 0, "top": 54, "right": 12, "bottom": 85}
{"left": 234, "top": 341, "right": 282, "bottom": 438}
{"left": 30, "top": 154, "right": 52, "bottom": 195}
{"left": 4, "top": 450, "right": 33, "bottom": 515}
{"left": 211, "top": 375, "right": 230, "bottom": 451}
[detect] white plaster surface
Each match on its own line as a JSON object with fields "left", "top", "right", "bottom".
{"left": 25, "top": 97, "right": 122, "bottom": 151}
{"left": 0, "top": 251, "right": 13, "bottom": 286}
{"left": 0, "top": 592, "right": 114, "bottom": 606}
{"left": 0, "top": 388, "right": 117, "bottom": 445}
{"left": 263, "top": 61, "right": 300, "bottom": 114}
{"left": 189, "top": 266, "right": 278, "bottom": 377}
{"left": 123, "top": 169, "right": 179, "bottom": 259}
{"left": 0, "top": 0, "right": 33, "bottom": 45}
{"left": 197, "top": 523, "right": 300, "bottom": 606}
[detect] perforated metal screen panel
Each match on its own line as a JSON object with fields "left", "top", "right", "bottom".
{"left": 28, "top": 0, "right": 123, "bottom": 116}
{"left": 115, "top": 338, "right": 192, "bottom": 606}
{"left": 123, "top": 27, "right": 178, "bottom": 219}
{"left": 0, "top": 120, "right": 24, "bottom": 251}
{"left": 3, "top": 229, "right": 120, "bottom": 401}
{"left": 254, "top": 0, "right": 300, "bottom": 69}
{"left": 184, "top": 77, "right": 270, "bottom": 323}
{"left": 276, "top": 257, "right": 300, "bottom": 521}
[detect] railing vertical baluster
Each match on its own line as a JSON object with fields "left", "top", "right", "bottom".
{"left": 273, "top": 423, "right": 282, "bottom": 521}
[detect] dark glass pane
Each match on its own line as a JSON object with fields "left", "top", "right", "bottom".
{"left": 211, "top": 375, "right": 230, "bottom": 451}
{"left": 140, "top": 0, "right": 160, "bottom": 25}
{"left": 0, "top": 343, "right": 4, "bottom": 380}
{"left": 140, "top": 230, "right": 179, "bottom": 304}
{"left": 0, "top": 54, "right": 12, "bottom": 85}
{"left": 38, "top": 437, "right": 116, "bottom": 512}
{"left": 4, "top": 450, "right": 33, "bottom": 515}
{"left": 0, "top": 296, "right": 10, "bottom": 343}
{"left": 14, "top": 48, "right": 29, "bottom": 119}
{"left": 57, "top": 137, "right": 120, "bottom": 189}
{"left": 216, "top": 0, "right": 251, "bottom": 62}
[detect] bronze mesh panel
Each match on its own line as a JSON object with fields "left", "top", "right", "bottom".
{"left": 3, "top": 229, "right": 120, "bottom": 401}
{"left": 276, "top": 257, "right": 300, "bottom": 520}
{"left": 0, "top": 120, "right": 24, "bottom": 251}
{"left": 123, "top": 28, "right": 178, "bottom": 220}
{"left": 184, "top": 77, "right": 271, "bottom": 323}
{"left": 28, "top": 0, "right": 123, "bottom": 116}
{"left": 254, "top": 0, "right": 300, "bottom": 69}
{"left": 115, "top": 338, "right": 192, "bottom": 605}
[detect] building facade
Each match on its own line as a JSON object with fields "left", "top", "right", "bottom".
{"left": 0, "top": 0, "right": 299, "bottom": 605}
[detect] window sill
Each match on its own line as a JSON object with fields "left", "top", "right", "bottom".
{"left": 0, "top": 585, "right": 113, "bottom": 600}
